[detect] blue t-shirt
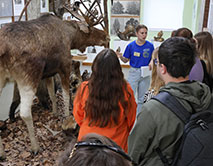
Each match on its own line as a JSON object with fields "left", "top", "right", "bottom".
{"left": 123, "top": 40, "right": 154, "bottom": 68}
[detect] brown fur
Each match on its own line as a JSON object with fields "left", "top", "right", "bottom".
{"left": 0, "top": 13, "right": 108, "bottom": 93}
{"left": 0, "top": 13, "right": 108, "bottom": 155}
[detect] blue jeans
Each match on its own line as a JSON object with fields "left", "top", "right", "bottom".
{"left": 128, "top": 67, "right": 150, "bottom": 115}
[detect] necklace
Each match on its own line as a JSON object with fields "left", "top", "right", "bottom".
{"left": 136, "top": 40, "right": 145, "bottom": 46}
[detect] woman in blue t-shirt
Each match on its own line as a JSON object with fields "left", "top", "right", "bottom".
{"left": 117, "top": 24, "right": 154, "bottom": 114}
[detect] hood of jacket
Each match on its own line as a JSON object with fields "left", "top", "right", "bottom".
{"left": 159, "top": 81, "right": 212, "bottom": 113}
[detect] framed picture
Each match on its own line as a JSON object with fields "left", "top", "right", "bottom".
{"left": 40, "top": 0, "right": 49, "bottom": 13}
{"left": 13, "top": 0, "right": 25, "bottom": 16}
{"left": 0, "top": 0, "right": 13, "bottom": 17}
{"left": 111, "top": 0, "right": 141, "bottom": 36}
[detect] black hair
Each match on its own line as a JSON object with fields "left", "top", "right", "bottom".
{"left": 158, "top": 37, "right": 197, "bottom": 78}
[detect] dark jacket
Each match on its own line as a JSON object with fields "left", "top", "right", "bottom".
{"left": 128, "top": 81, "right": 213, "bottom": 166}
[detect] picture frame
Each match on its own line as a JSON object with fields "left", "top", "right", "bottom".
{"left": 40, "top": 0, "right": 49, "bottom": 13}
{"left": 110, "top": 0, "right": 141, "bottom": 36}
{"left": 13, "top": 0, "right": 25, "bottom": 16}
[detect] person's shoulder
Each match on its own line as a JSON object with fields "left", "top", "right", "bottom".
{"left": 81, "top": 81, "right": 88, "bottom": 86}
{"left": 138, "top": 98, "right": 169, "bottom": 120}
{"left": 139, "top": 99, "right": 160, "bottom": 116}
{"left": 141, "top": 99, "right": 161, "bottom": 111}
{"left": 80, "top": 81, "right": 89, "bottom": 90}
{"left": 145, "top": 40, "right": 154, "bottom": 47}
{"left": 127, "top": 40, "right": 136, "bottom": 46}
{"left": 126, "top": 82, "right": 132, "bottom": 88}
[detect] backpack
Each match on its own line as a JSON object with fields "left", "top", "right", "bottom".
{"left": 153, "top": 91, "right": 213, "bottom": 166}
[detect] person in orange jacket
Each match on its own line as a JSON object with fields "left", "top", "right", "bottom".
{"left": 73, "top": 48, "right": 137, "bottom": 152}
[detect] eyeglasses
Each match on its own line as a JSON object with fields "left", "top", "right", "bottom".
{"left": 69, "top": 141, "right": 137, "bottom": 165}
{"left": 154, "top": 58, "right": 159, "bottom": 66}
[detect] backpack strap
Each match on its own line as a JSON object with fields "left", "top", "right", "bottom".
{"left": 153, "top": 92, "right": 191, "bottom": 166}
{"left": 153, "top": 91, "right": 191, "bottom": 124}
{"left": 155, "top": 147, "right": 170, "bottom": 166}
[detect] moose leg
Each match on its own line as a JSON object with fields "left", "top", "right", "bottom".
{"left": 60, "top": 73, "right": 70, "bottom": 117}
{"left": 45, "top": 77, "right": 57, "bottom": 114}
{"left": 19, "top": 86, "right": 39, "bottom": 153}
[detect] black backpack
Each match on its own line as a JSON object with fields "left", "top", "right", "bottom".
{"left": 153, "top": 91, "right": 213, "bottom": 166}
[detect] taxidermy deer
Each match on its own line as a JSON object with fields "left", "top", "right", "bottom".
{"left": 0, "top": 0, "right": 109, "bottom": 158}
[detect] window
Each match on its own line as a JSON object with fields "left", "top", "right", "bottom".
{"left": 143, "top": 0, "right": 184, "bottom": 30}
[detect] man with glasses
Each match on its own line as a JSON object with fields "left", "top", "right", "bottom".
{"left": 128, "top": 37, "right": 213, "bottom": 166}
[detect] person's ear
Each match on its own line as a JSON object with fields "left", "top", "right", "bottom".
{"left": 159, "top": 64, "right": 167, "bottom": 75}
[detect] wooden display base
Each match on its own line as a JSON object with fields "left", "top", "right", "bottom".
{"left": 72, "top": 54, "right": 87, "bottom": 61}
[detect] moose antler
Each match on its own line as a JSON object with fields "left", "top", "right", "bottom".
{"left": 63, "top": 4, "right": 86, "bottom": 23}
{"left": 64, "top": 0, "right": 106, "bottom": 31}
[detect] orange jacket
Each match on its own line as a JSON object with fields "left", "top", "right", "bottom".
{"left": 73, "top": 81, "right": 137, "bottom": 152}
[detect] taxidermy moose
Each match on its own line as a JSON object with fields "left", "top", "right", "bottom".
{"left": 0, "top": 0, "right": 109, "bottom": 158}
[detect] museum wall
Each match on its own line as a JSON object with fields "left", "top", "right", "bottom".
{"left": 109, "top": 0, "right": 205, "bottom": 48}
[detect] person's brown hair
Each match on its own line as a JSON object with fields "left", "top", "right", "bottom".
{"left": 135, "top": 24, "right": 148, "bottom": 32}
{"left": 58, "top": 133, "right": 132, "bottom": 166}
{"left": 194, "top": 31, "right": 213, "bottom": 76}
{"left": 81, "top": 48, "right": 132, "bottom": 127}
{"left": 173, "top": 27, "right": 195, "bottom": 43}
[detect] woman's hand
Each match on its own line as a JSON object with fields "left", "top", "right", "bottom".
{"left": 116, "top": 51, "right": 122, "bottom": 59}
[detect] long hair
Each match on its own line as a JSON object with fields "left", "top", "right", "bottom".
{"left": 194, "top": 31, "right": 213, "bottom": 76}
{"left": 84, "top": 48, "right": 131, "bottom": 127}
{"left": 149, "top": 47, "right": 164, "bottom": 95}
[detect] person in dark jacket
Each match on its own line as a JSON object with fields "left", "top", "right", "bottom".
{"left": 128, "top": 37, "right": 213, "bottom": 166}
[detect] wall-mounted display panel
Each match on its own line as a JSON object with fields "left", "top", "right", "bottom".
{"left": 40, "top": 0, "right": 49, "bottom": 13}
{"left": 111, "top": 0, "right": 141, "bottom": 36}
{"left": 13, "top": 0, "right": 25, "bottom": 16}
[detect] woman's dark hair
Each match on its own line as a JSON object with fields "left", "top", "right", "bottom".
{"left": 58, "top": 133, "right": 132, "bottom": 166}
{"left": 159, "top": 37, "right": 197, "bottom": 78}
{"left": 173, "top": 27, "right": 195, "bottom": 43}
{"left": 83, "top": 48, "right": 131, "bottom": 127}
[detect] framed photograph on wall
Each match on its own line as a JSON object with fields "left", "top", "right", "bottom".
{"left": 40, "top": 0, "right": 49, "bottom": 13}
{"left": 111, "top": 0, "right": 141, "bottom": 36}
{"left": 13, "top": 0, "right": 25, "bottom": 16}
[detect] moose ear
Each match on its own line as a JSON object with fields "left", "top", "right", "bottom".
{"left": 77, "top": 22, "right": 89, "bottom": 33}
